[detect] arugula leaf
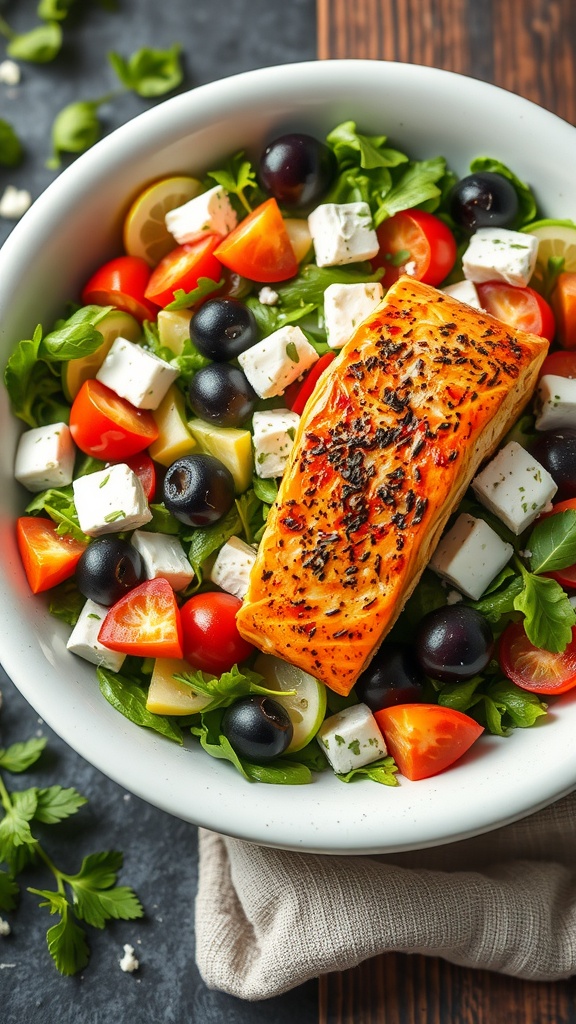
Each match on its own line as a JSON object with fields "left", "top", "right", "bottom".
{"left": 513, "top": 566, "right": 576, "bottom": 652}
{"left": 109, "top": 44, "right": 183, "bottom": 98}
{"left": 528, "top": 509, "right": 576, "bottom": 574}
{"left": 66, "top": 851, "right": 143, "bottom": 928}
{"left": 97, "top": 668, "right": 183, "bottom": 744}
{"left": 48, "top": 580, "right": 86, "bottom": 626}
{"left": 25, "top": 485, "right": 88, "bottom": 542}
{"left": 327, "top": 121, "right": 409, "bottom": 171}
{"left": 0, "top": 870, "right": 19, "bottom": 912}
{"left": 375, "top": 157, "right": 447, "bottom": 225}
{"left": 337, "top": 756, "right": 399, "bottom": 786}
{"left": 0, "top": 119, "right": 24, "bottom": 167}
{"left": 470, "top": 156, "right": 537, "bottom": 227}
{"left": 34, "top": 786, "right": 87, "bottom": 824}
{"left": 175, "top": 664, "right": 293, "bottom": 712}
{"left": 0, "top": 738, "right": 47, "bottom": 773}
{"left": 7, "top": 22, "right": 62, "bottom": 63}
{"left": 207, "top": 152, "right": 259, "bottom": 214}
{"left": 165, "top": 276, "right": 225, "bottom": 311}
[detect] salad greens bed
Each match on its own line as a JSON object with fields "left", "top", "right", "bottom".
{"left": 5, "top": 120, "right": 575, "bottom": 786}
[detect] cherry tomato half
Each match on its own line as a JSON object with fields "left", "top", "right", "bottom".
{"left": 551, "top": 272, "right": 576, "bottom": 349}
{"left": 372, "top": 209, "right": 457, "bottom": 289}
{"left": 98, "top": 578, "right": 183, "bottom": 659}
{"left": 538, "top": 349, "right": 576, "bottom": 379}
{"left": 374, "top": 703, "right": 483, "bottom": 781}
{"left": 284, "top": 351, "right": 336, "bottom": 415}
{"left": 499, "top": 620, "right": 576, "bottom": 694}
{"left": 144, "top": 235, "right": 222, "bottom": 309}
{"left": 69, "top": 379, "right": 159, "bottom": 460}
{"left": 16, "top": 516, "right": 87, "bottom": 594}
{"left": 214, "top": 199, "right": 299, "bottom": 283}
{"left": 181, "top": 592, "right": 254, "bottom": 675}
{"left": 477, "top": 281, "right": 555, "bottom": 341}
{"left": 81, "top": 255, "right": 159, "bottom": 323}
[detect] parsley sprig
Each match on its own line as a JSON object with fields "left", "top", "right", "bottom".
{"left": 0, "top": 733, "right": 143, "bottom": 975}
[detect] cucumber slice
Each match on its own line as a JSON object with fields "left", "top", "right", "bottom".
{"left": 157, "top": 308, "right": 193, "bottom": 356}
{"left": 147, "top": 658, "right": 211, "bottom": 715}
{"left": 254, "top": 653, "right": 327, "bottom": 753}
{"left": 62, "top": 310, "right": 141, "bottom": 401}
{"left": 188, "top": 418, "right": 253, "bottom": 495}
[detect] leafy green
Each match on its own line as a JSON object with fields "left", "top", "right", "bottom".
{"left": 190, "top": 709, "right": 249, "bottom": 779}
{"left": 327, "top": 121, "right": 409, "bottom": 171}
{"left": 7, "top": 22, "right": 62, "bottom": 63}
{"left": 165, "top": 276, "right": 225, "bottom": 311}
{"left": 144, "top": 503, "right": 181, "bottom": 535}
{"left": 37, "top": 0, "right": 78, "bottom": 21}
{"left": 337, "top": 756, "right": 399, "bottom": 786}
{"left": 469, "top": 157, "right": 537, "bottom": 227}
{"left": 0, "top": 738, "right": 47, "bottom": 774}
{"left": 190, "top": 710, "right": 314, "bottom": 785}
{"left": 25, "top": 485, "right": 88, "bottom": 542}
{"left": 242, "top": 760, "right": 312, "bottom": 785}
{"left": 47, "top": 98, "right": 108, "bottom": 169}
{"left": 207, "top": 152, "right": 260, "bottom": 214}
{"left": 109, "top": 44, "right": 183, "bottom": 98}
{"left": 64, "top": 851, "right": 143, "bottom": 928}
{"left": 437, "top": 674, "right": 547, "bottom": 736}
{"left": 469, "top": 574, "right": 524, "bottom": 624}
{"left": 0, "top": 789, "right": 39, "bottom": 865}
{"left": 0, "top": 119, "right": 24, "bottom": 167}
{"left": 174, "top": 664, "right": 294, "bottom": 712}
{"left": 42, "top": 305, "right": 113, "bottom": 360}
{"left": 48, "top": 580, "right": 86, "bottom": 626}
{"left": 0, "top": 870, "right": 19, "bottom": 912}
{"left": 375, "top": 157, "right": 448, "bottom": 224}
{"left": 97, "top": 668, "right": 183, "bottom": 744}
{"left": 252, "top": 475, "right": 278, "bottom": 506}
{"left": 34, "top": 786, "right": 87, "bottom": 824}
{"left": 184, "top": 505, "right": 243, "bottom": 583}
{"left": 513, "top": 567, "right": 576, "bottom": 653}
{"left": 528, "top": 509, "right": 576, "bottom": 574}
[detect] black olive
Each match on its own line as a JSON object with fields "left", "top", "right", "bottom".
{"left": 163, "top": 454, "right": 235, "bottom": 527}
{"left": 188, "top": 363, "right": 257, "bottom": 428}
{"left": 355, "top": 644, "right": 426, "bottom": 710}
{"left": 415, "top": 606, "right": 494, "bottom": 683}
{"left": 259, "top": 133, "right": 337, "bottom": 209}
{"left": 449, "top": 171, "right": 519, "bottom": 231}
{"left": 222, "top": 695, "right": 293, "bottom": 761}
{"left": 190, "top": 298, "right": 258, "bottom": 361}
{"left": 531, "top": 429, "right": 576, "bottom": 500}
{"left": 75, "top": 537, "right": 144, "bottom": 606}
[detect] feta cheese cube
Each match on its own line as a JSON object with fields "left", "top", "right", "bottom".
{"left": 252, "top": 408, "right": 300, "bottom": 478}
{"left": 73, "top": 464, "right": 152, "bottom": 537}
{"left": 308, "top": 202, "right": 379, "bottom": 267}
{"left": 0, "top": 185, "right": 31, "bottom": 220}
{"left": 324, "top": 281, "right": 384, "bottom": 349}
{"left": 14, "top": 422, "right": 75, "bottom": 492}
{"left": 66, "top": 599, "right": 126, "bottom": 672}
{"left": 165, "top": 185, "right": 237, "bottom": 244}
{"left": 442, "top": 279, "right": 483, "bottom": 310}
{"left": 317, "top": 703, "right": 387, "bottom": 774}
{"left": 131, "top": 530, "right": 194, "bottom": 591}
{"left": 535, "top": 374, "right": 576, "bottom": 431}
{"left": 472, "top": 441, "right": 557, "bottom": 534}
{"left": 462, "top": 227, "right": 538, "bottom": 287}
{"left": 238, "top": 325, "right": 318, "bottom": 399}
{"left": 430, "top": 513, "right": 514, "bottom": 600}
{"left": 96, "top": 337, "right": 179, "bottom": 410}
{"left": 210, "top": 536, "right": 257, "bottom": 599}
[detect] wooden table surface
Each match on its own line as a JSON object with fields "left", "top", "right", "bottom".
{"left": 316, "top": 1, "right": 576, "bottom": 1021}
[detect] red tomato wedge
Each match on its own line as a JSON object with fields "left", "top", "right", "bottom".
{"left": 98, "top": 578, "right": 183, "bottom": 658}
{"left": 17, "top": 517, "right": 87, "bottom": 594}
{"left": 499, "top": 621, "right": 576, "bottom": 694}
{"left": 538, "top": 349, "right": 576, "bottom": 379}
{"left": 284, "top": 352, "right": 336, "bottom": 415}
{"left": 551, "top": 272, "right": 576, "bottom": 349}
{"left": 108, "top": 453, "right": 156, "bottom": 502}
{"left": 144, "top": 235, "right": 222, "bottom": 308}
{"left": 81, "top": 255, "right": 159, "bottom": 323}
{"left": 69, "top": 379, "right": 159, "bottom": 460}
{"left": 181, "top": 592, "right": 254, "bottom": 675}
{"left": 372, "top": 209, "right": 457, "bottom": 290}
{"left": 374, "top": 704, "right": 484, "bottom": 781}
{"left": 477, "top": 281, "right": 555, "bottom": 341}
{"left": 214, "top": 199, "right": 298, "bottom": 283}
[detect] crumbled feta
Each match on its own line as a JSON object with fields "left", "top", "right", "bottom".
{"left": 258, "top": 286, "right": 279, "bottom": 306}
{"left": 0, "top": 185, "right": 32, "bottom": 220}
{"left": 14, "top": 422, "right": 75, "bottom": 493}
{"left": 323, "top": 281, "right": 384, "bottom": 349}
{"left": 442, "top": 279, "right": 483, "bottom": 310}
{"left": 462, "top": 227, "right": 538, "bottom": 287}
{"left": 0, "top": 917, "right": 11, "bottom": 937}
{"left": 0, "top": 60, "right": 21, "bottom": 86}
{"left": 66, "top": 599, "right": 126, "bottom": 671}
{"left": 446, "top": 589, "right": 463, "bottom": 605}
{"left": 535, "top": 374, "right": 576, "bottom": 432}
{"left": 472, "top": 441, "right": 557, "bottom": 535}
{"left": 165, "top": 185, "right": 237, "bottom": 244}
{"left": 308, "top": 202, "right": 379, "bottom": 267}
{"left": 119, "top": 944, "right": 139, "bottom": 973}
{"left": 430, "top": 513, "right": 514, "bottom": 601}
{"left": 252, "top": 408, "right": 300, "bottom": 478}
{"left": 96, "top": 337, "right": 179, "bottom": 410}
{"left": 131, "top": 530, "right": 194, "bottom": 592}
{"left": 210, "top": 536, "right": 257, "bottom": 599}
{"left": 238, "top": 325, "right": 318, "bottom": 399}
{"left": 73, "top": 464, "right": 152, "bottom": 537}
{"left": 317, "top": 703, "right": 387, "bottom": 774}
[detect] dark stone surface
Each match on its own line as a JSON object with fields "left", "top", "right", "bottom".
{"left": 0, "top": 1, "right": 318, "bottom": 1019}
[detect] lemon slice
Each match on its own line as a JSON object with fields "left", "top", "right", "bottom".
{"left": 123, "top": 175, "right": 202, "bottom": 266}
{"left": 526, "top": 220, "right": 576, "bottom": 277}
{"left": 254, "top": 653, "right": 327, "bottom": 753}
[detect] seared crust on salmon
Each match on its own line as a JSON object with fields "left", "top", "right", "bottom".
{"left": 237, "top": 277, "right": 548, "bottom": 695}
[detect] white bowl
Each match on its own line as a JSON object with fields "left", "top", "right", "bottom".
{"left": 2, "top": 60, "right": 576, "bottom": 854}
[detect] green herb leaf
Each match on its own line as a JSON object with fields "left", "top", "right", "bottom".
{"left": 337, "top": 756, "right": 399, "bottom": 786}
{"left": 0, "top": 119, "right": 24, "bottom": 167}
{"left": 47, "top": 99, "right": 106, "bottom": 170}
{"left": 97, "top": 668, "right": 183, "bottom": 744}
{"left": 25, "top": 486, "right": 88, "bottom": 543}
{"left": 252, "top": 476, "right": 278, "bottom": 506}
{"left": 165, "top": 276, "right": 225, "bottom": 311}
{"left": 0, "top": 738, "right": 47, "bottom": 773}
{"left": 7, "top": 22, "right": 62, "bottom": 63}
{"left": 109, "top": 44, "right": 183, "bottom": 98}
{"left": 528, "top": 509, "right": 576, "bottom": 574}
{"left": 143, "top": 503, "right": 182, "bottom": 535}
{"left": 66, "top": 851, "right": 143, "bottom": 928}
{"left": 34, "top": 786, "right": 87, "bottom": 824}
{"left": 513, "top": 566, "right": 576, "bottom": 652}
{"left": 470, "top": 157, "right": 537, "bottom": 227}
{"left": 0, "top": 870, "right": 19, "bottom": 912}
{"left": 207, "top": 152, "right": 259, "bottom": 214}
{"left": 327, "top": 121, "right": 409, "bottom": 171}
{"left": 37, "top": 0, "right": 77, "bottom": 20}
{"left": 0, "top": 790, "right": 39, "bottom": 864}
{"left": 175, "top": 663, "right": 292, "bottom": 712}
{"left": 284, "top": 740, "right": 330, "bottom": 772}
{"left": 45, "top": 902, "right": 90, "bottom": 975}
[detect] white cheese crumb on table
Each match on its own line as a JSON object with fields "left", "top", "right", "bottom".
{"left": 0, "top": 185, "right": 32, "bottom": 220}
{"left": 0, "top": 60, "right": 21, "bottom": 85}
{"left": 119, "top": 943, "right": 139, "bottom": 973}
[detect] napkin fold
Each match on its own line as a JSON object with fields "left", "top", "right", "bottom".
{"left": 196, "top": 792, "right": 576, "bottom": 1001}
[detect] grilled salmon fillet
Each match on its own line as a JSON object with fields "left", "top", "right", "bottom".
{"left": 237, "top": 277, "right": 548, "bottom": 695}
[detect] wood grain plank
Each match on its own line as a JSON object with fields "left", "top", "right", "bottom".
{"left": 317, "top": 0, "right": 576, "bottom": 1021}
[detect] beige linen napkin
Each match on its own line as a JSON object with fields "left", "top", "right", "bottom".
{"left": 196, "top": 791, "right": 576, "bottom": 1000}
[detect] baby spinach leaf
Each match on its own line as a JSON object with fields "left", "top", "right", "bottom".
{"left": 190, "top": 710, "right": 249, "bottom": 779}
{"left": 337, "top": 756, "right": 399, "bottom": 786}
{"left": 41, "top": 305, "right": 113, "bottom": 360}
{"left": 486, "top": 679, "right": 547, "bottom": 729}
{"left": 109, "top": 44, "right": 183, "bottom": 98}
{"left": 97, "top": 668, "right": 183, "bottom": 744}
{"left": 242, "top": 760, "right": 312, "bottom": 785}
{"left": 528, "top": 509, "right": 576, "bottom": 575}
{"left": 47, "top": 98, "right": 109, "bottom": 169}
{"left": 7, "top": 22, "right": 62, "bottom": 63}
{"left": 48, "top": 581, "right": 85, "bottom": 626}
{"left": 468, "top": 574, "right": 524, "bottom": 623}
